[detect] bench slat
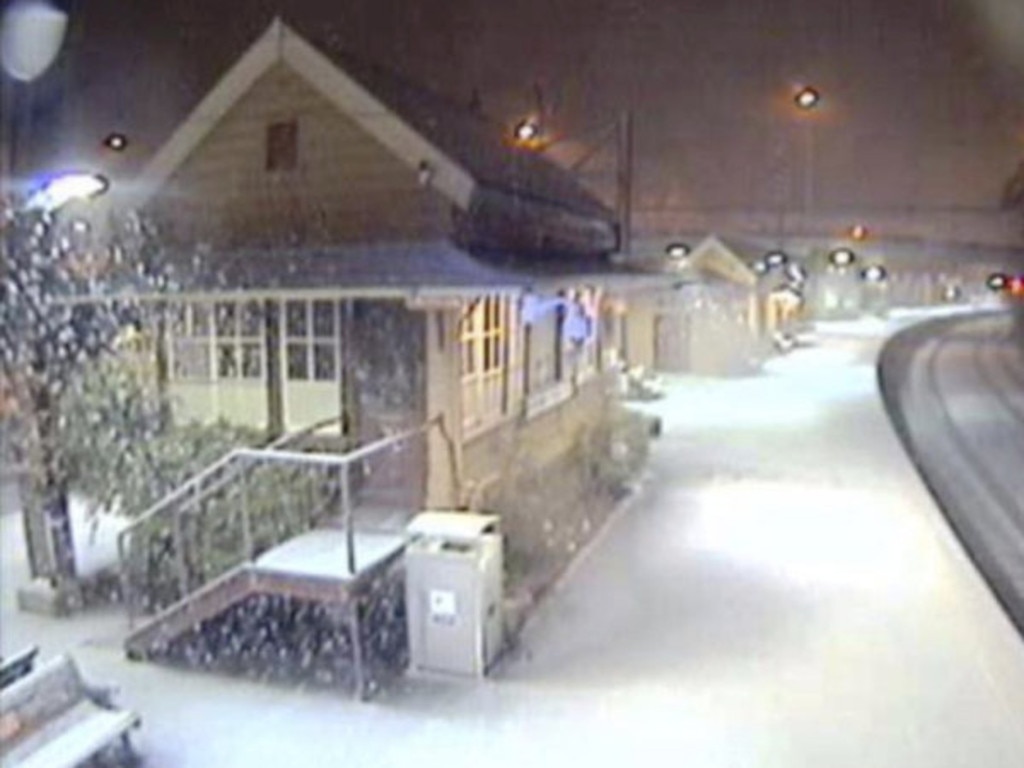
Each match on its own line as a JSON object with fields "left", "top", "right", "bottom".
{"left": 2, "top": 708, "right": 139, "bottom": 768}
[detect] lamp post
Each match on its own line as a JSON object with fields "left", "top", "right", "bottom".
{"left": 792, "top": 85, "right": 821, "bottom": 233}
{"left": 511, "top": 111, "right": 634, "bottom": 259}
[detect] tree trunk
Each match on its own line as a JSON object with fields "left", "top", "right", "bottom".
{"left": 28, "top": 385, "right": 76, "bottom": 584}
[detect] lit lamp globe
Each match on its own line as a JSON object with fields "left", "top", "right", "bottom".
{"left": 665, "top": 242, "right": 691, "bottom": 260}
{"left": 1, "top": 1, "right": 69, "bottom": 81}
{"left": 513, "top": 118, "right": 541, "bottom": 144}
{"left": 861, "top": 265, "right": 887, "bottom": 283}
{"left": 794, "top": 86, "right": 821, "bottom": 111}
{"left": 829, "top": 248, "right": 856, "bottom": 268}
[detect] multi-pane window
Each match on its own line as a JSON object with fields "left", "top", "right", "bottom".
{"left": 215, "top": 301, "right": 264, "bottom": 379}
{"left": 170, "top": 303, "right": 212, "bottom": 380}
{"left": 461, "top": 295, "right": 512, "bottom": 430}
{"left": 169, "top": 300, "right": 264, "bottom": 381}
{"left": 284, "top": 299, "right": 338, "bottom": 382}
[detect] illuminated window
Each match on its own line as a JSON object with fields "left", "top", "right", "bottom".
{"left": 266, "top": 120, "right": 298, "bottom": 172}
{"left": 461, "top": 295, "right": 517, "bottom": 431}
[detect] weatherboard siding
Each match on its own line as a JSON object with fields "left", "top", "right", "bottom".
{"left": 150, "top": 63, "right": 452, "bottom": 250}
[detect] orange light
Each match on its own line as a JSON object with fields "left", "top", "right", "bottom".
{"left": 794, "top": 86, "right": 821, "bottom": 111}
{"left": 850, "top": 224, "right": 868, "bottom": 241}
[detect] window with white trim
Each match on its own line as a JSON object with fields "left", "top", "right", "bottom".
{"left": 170, "top": 303, "right": 211, "bottom": 380}
{"left": 284, "top": 299, "right": 338, "bottom": 382}
{"left": 216, "top": 301, "right": 264, "bottom": 379}
{"left": 169, "top": 300, "right": 264, "bottom": 382}
{"left": 461, "top": 295, "right": 513, "bottom": 431}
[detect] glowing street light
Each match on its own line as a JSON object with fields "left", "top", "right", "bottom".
{"left": 829, "top": 248, "right": 856, "bottom": 268}
{"left": 794, "top": 86, "right": 821, "bottom": 111}
{"left": 861, "top": 264, "right": 888, "bottom": 283}
{"left": 513, "top": 118, "right": 542, "bottom": 144}
{"left": 987, "top": 273, "right": 1008, "bottom": 292}
{"left": 103, "top": 132, "right": 128, "bottom": 152}
{"left": 849, "top": 224, "right": 868, "bottom": 241}
{"left": 26, "top": 172, "right": 109, "bottom": 211}
{"left": 665, "top": 242, "right": 691, "bottom": 259}
{"left": 765, "top": 250, "right": 788, "bottom": 268}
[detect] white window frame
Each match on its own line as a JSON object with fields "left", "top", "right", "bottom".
{"left": 168, "top": 300, "right": 265, "bottom": 382}
{"left": 283, "top": 299, "right": 340, "bottom": 383}
{"left": 461, "top": 295, "right": 515, "bottom": 433}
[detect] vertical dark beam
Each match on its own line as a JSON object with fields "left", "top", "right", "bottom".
{"left": 349, "top": 599, "right": 367, "bottom": 700}
{"left": 523, "top": 322, "right": 533, "bottom": 397}
{"left": 616, "top": 111, "right": 634, "bottom": 259}
{"left": 554, "top": 298, "right": 566, "bottom": 382}
{"left": 340, "top": 300, "right": 357, "bottom": 441}
{"left": 264, "top": 300, "right": 283, "bottom": 437}
{"left": 240, "top": 460, "right": 253, "bottom": 561}
{"left": 153, "top": 302, "right": 172, "bottom": 427}
{"left": 340, "top": 463, "right": 355, "bottom": 576}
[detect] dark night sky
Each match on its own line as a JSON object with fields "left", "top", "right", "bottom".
{"left": 13, "top": 0, "right": 1024, "bottom": 216}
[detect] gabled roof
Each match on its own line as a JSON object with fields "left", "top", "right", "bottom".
{"left": 128, "top": 19, "right": 613, "bottom": 227}
{"left": 685, "top": 234, "right": 760, "bottom": 287}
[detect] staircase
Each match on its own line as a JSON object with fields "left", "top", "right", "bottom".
{"left": 117, "top": 419, "right": 433, "bottom": 698}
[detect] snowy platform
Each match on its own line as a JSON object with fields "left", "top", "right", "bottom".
{"left": 254, "top": 529, "right": 407, "bottom": 583}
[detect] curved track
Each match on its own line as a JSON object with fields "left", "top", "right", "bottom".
{"left": 880, "top": 311, "right": 1024, "bottom": 635}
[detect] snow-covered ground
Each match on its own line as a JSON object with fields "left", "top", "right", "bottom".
{"left": 3, "top": 306, "right": 1024, "bottom": 767}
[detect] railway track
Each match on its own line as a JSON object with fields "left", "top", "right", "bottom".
{"left": 880, "top": 311, "right": 1024, "bottom": 637}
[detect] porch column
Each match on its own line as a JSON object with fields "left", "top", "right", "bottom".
{"left": 425, "top": 308, "right": 462, "bottom": 508}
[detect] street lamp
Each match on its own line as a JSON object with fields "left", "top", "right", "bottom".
{"left": 511, "top": 111, "right": 634, "bottom": 258}
{"left": 861, "top": 264, "right": 887, "bottom": 283}
{"left": 665, "top": 242, "right": 690, "bottom": 260}
{"left": 829, "top": 247, "right": 856, "bottom": 268}
{"left": 794, "top": 86, "right": 821, "bottom": 111}
{"left": 791, "top": 84, "right": 822, "bottom": 239}
{"left": 513, "top": 117, "right": 542, "bottom": 145}
{"left": 103, "top": 132, "right": 128, "bottom": 152}
{"left": 26, "top": 172, "right": 109, "bottom": 212}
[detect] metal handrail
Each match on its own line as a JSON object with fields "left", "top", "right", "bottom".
{"left": 118, "top": 417, "right": 437, "bottom": 623}
{"left": 120, "top": 414, "right": 346, "bottom": 540}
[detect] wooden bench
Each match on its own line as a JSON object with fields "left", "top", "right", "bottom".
{"left": 0, "top": 654, "right": 141, "bottom": 768}
{"left": 0, "top": 646, "right": 39, "bottom": 690}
